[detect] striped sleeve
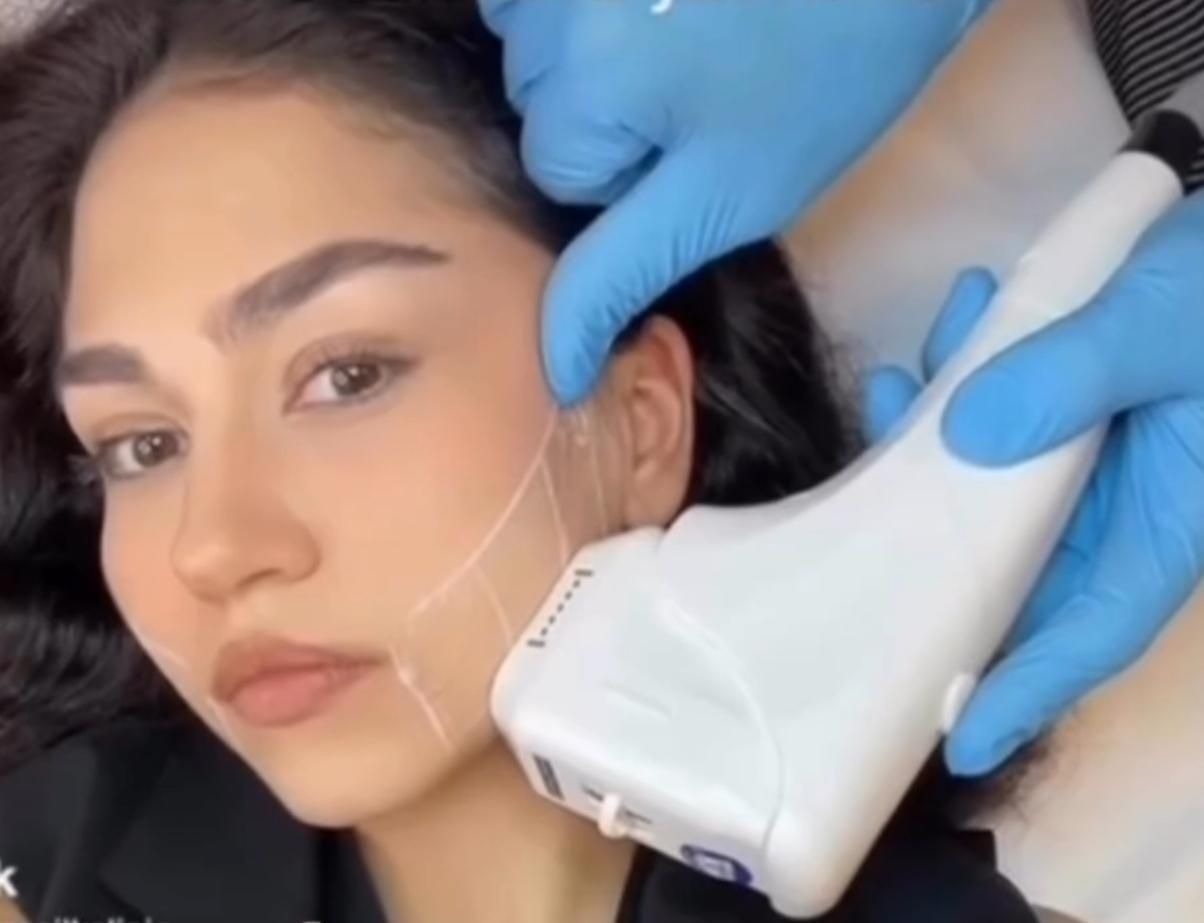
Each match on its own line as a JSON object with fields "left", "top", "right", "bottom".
{"left": 1089, "top": 0, "right": 1204, "bottom": 190}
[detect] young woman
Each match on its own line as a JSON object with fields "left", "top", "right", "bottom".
{"left": 0, "top": 2, "right": 1039, "bottom": 921}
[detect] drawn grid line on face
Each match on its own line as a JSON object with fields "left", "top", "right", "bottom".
{"left": 138, "top": 633, "right": 191, "bottom": 674}
{"left": 207, "top": 695, "right": 244, "bottom": 748}
{"left": 124, "top": 624, "right": 247, "bottom": 749}
{"left": 403, "top": 412, "right": 560, "bottom": 621}
{"left": 474, "top": 566, "right": 514, "bottom": 646}
{"left": 580, "top": 409, "right": 609, "bottom": 534}
{"left": 540, "top": 458, "right": 569, "bottom": 569}
{"left": 389, "top": 646, "right": 452, "bottom": 752}
{"left": 387, "top": 411, "right": 569, "bottom": 750}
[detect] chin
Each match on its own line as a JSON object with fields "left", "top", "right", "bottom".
{"left": 242, "top": 721, "right": 478, "bottom": 829}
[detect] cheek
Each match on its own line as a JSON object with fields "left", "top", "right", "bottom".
{"left": 100, "top": 492, "right": 213, "bottom": 692}
{"left": 290, "top": 398, "right": 618, "bottom": 751}
{"left": 284, "top": 296, "right": 554, "bottom": 631}
{"left": 290, "top": 386, "right": 554, "bottom": 660}
{"left": 102, "top": 499, "right": 172, "bottom": 637}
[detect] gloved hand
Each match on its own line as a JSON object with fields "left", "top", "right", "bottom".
{"left": 864, "top": 190, "right": 1204, "bottom": 777}
{"left": 479, "top": 0, "right": 996, "bottom": 404}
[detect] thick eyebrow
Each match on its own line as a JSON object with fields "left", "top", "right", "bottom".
{"left": 57, "top": 345, "right": 148, "bottom": 390}
{"left": 57, "top": 238, "right": 450, "bottom": 390}
{"left": 208, "top": 238, "right": 450, "bottom": 346}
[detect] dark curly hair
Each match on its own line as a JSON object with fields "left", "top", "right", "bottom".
{"left": 0, "top": 0, "right": 1030, "bottom": 826}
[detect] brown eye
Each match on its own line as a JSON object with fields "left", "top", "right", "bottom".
{"left": 97, "top": 429, "right": 186, "bottom": 481}
{"left": 330, "top": 361, "right": 384, "bottom": 398}
{"left": 294, "top": 353, "right": 408, "bottom": 410}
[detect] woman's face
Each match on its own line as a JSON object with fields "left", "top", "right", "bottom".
{"left": 58, "top": 76, "right": 693, "bottom": 826}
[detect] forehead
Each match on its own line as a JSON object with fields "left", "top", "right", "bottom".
{"left": 66, "top": 80, "right": 476, "bottom": 339}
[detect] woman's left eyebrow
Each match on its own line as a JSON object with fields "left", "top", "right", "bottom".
{"left": 206, "top": 237, "right": 451, "bottom": 348}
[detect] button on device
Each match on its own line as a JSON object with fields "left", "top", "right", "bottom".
{"left": 940, "top": 673, "right": 978, "bottom": 734}
{"left": 598, "top": 793, "right": 630, "bottom": 838}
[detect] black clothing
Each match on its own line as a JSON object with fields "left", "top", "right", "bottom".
{"left": 0, "top": 716, "right": 1037, "bottom": 923}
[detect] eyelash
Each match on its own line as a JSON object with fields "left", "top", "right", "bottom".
{"left": 88, "top": 345, "right": 413, "bottom": 484}
{"left": 286, "top": 343, "right": 412, "bottom": 411}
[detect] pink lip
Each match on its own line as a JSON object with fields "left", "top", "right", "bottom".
{"left": 212, "top": 635, "right": 384, "bottom": 728}
{"left": 225, "top": 661, "right": 380, "bottom": 727}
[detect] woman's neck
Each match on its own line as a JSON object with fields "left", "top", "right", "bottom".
{"left": 356, "top": 739, "right": 637, "bottom": 923}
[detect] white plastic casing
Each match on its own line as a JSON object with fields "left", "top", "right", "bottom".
{"left": 491, "top": 153, "right": 1182, "bottom": 918}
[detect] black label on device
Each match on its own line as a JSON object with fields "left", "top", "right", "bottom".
{"left": 533, "top": 755, "right": 564, "bottom": 801}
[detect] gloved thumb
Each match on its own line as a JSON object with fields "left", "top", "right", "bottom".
{"left": 860, "top": 269, "right": 997, "bottom": 442}
{"left": 542, "top": 145, "right": 745, "bottom": 404}
{"left": 519, "top": 63, "right": 660, "bottom": 207}
{"left": 921, "top": 268, "right": 998, "bottom": 381}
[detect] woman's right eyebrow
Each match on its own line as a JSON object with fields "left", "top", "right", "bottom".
{"left": 57, "top": 344, "right": 148, "bottom": 389}
{"left": 57, "top": 237, "right": 451, "bottom": 390}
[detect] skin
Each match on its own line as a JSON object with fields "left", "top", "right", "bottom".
{"left": 58, "top": 72, "right": 697, "bottom": 923}
{"left": 0, "top": 896, "right": 26, "bottom": 923}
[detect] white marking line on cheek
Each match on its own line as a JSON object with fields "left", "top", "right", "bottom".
{"left": 130, "top": 631, "right": 242, "bottom": 747}
{"left": 406, "top": 413, "right": 560, "bottom": 620}
{"left": 138, "top": 635, "right": 192, "bottom": 675}
{"left": 475, "top": 567, "right": 513, "bottom": 646}
{"left": 569, "top": 406, "right": 592, "bottom": 450}
{"left": 584, "top": 415, "right": 608, "bottom": 533}
{"left": 389, "top": 645, "right": 452, "bottom": 753}
{"left": 207, "top": 696, "right": 242, "bottom": 746}
{"left": 540, "top": 458, "right": 570, "bottom": 569}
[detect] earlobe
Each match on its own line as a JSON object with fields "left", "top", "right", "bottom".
{"left": 607, "top": 316, "right": 695, "bottom": 528}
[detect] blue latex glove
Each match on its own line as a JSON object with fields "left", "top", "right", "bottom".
{"left": 866, "top": 192, "right": 1204, "bottom": 777}
{"left": 479, "top": 0, "right": 996, "bottom": 404}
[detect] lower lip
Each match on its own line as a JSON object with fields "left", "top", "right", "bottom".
{"left": 224, "top": 661, "right": 380, "bottom": 728}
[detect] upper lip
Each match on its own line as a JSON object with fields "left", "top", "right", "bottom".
{"left": 211, "top": 633, "right": 384, "bottom": 702}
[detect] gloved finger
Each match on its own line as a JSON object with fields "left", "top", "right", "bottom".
{"left": 962, "top": 0, "right": 1000, "bottom": 27}
{"left": 1076, "top": 397, "right": 1204, "bottom": 636}
{"left": 944, "top": 430, "right": 1122, "bottom": 778}
{"left": 858, "top": 270, "right": 996, "bottom": 444}
{"left": 944, "top": 596, "right": 1111, "bottom": 776}
{"left": 1003, "top": 426, "right": 1116, "bottom": 647}
{"left": 520, "top": 72, "right": 659, "bottom": 206}
{"left": 862, "top": 365, "right": 921, "bottom": 443}
{"left": 920, "top": 268, "right": 998, "bottom": 382}
{"left": 944, "top": 223, "right": 1204, "bottom": 466}
{"left": 496, "top": 0, "right": 570, "bottom": 113}
{"left": 946, "top": 400, "right": 1204, "bottom": 776}
{"left": 542, "top": 144, "right": 744, "bottom": 405}
{"left": 477, "top": 0, "right": 518, "bottom": 35}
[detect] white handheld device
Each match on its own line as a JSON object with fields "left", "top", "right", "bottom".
{"left": 493, "top": 75, "right": 1204, "bottom": 917}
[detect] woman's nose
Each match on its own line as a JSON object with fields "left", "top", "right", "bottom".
{"left": 170, "top": 447, "right": 319, "bottom": 605}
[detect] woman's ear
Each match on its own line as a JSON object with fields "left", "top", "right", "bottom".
{"left": 605, "top": 316, "right": 695, "bottom": 528}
